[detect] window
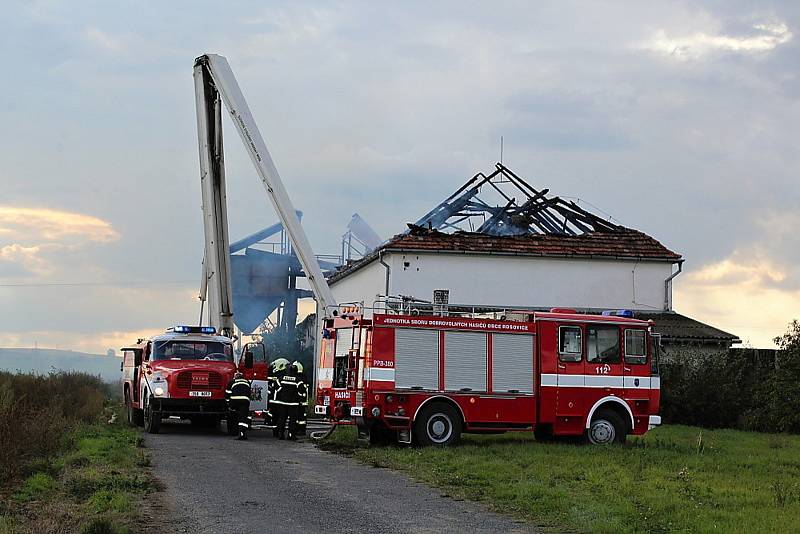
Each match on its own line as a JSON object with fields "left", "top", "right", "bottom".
{"left": 587, "top": 325, "right": 620, "bottom": 363}
{"left": 651, "top": 334, "right": 661, "bottom": 375}
{"left": 152, "top": 340, "right": 233, "bottom": 362}
{"left": 558, "top": 326, "right": 582, "bottom": 362}
{"left": 624, "top": 330, "right": 647, "bottom": 365}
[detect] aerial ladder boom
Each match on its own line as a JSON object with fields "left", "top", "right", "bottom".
{"left": 194, "top": 53, "right": 337, "bottom": 336}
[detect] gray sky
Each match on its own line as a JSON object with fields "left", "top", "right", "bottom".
{"left": 1, "top": 1, "right": 798, "bottom": 352}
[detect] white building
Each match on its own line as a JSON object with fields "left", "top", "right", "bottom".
{"left": 327, "top": 164, "right": 739, "bottom": 358}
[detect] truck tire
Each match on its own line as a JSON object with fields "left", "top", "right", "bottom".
{"left": 143, "top": 396, "right": 161, "bottom": 434}
{"left": 534, "top": 423, "right": 554, "bottom": 442}
{"left": 368, "top": 425, "right": 395, "bottom": 446}
{"left": 586, "top": 409, "right": 626, "bottom": 445}
{"left": 125, "top": 390, "right": 143, "bottom": 427}
{"left": 414, "top": 402, "right": 462, "bottom": 447}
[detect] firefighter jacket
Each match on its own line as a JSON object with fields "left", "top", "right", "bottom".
{"left": 297, "top": 373, "right": 309, "bottom": 407}
{"left": 225, "top": 378, "right": 252, "bottom": 403}
{"left": 274, "top": 374, "right": 302, "bottom": 406}
{"left": 267, "top": 371, "right": 283, "bottom": 404}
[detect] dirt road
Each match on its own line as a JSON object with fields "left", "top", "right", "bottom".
{"left": 145, "top": 421, "right": 536, "bottom": 534}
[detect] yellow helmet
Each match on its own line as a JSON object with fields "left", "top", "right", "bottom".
{"left": 270, "top": 358, "right": 290, "bottom": 372}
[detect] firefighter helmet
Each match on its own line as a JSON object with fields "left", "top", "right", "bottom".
{"left": 270, "top": 358, "right": 290, "bottom": 373}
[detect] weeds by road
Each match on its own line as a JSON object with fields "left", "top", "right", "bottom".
{"left": 321, "top": 425, "right": 800, "bottom": 533}
{"left": 1, "top": 421, "right": 160, "bottom": 534}
{"left": 0, "top": 372, "right": 162, "bottom": 534}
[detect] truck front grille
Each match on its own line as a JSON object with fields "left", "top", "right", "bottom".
{"left": 176, "top": 371, "right": 223, "bottom": 390}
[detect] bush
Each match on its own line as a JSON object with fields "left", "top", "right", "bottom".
{"left": 0, "top": 371, "right": 109, "bottom": 484}
{"left": 661, "top": 320, "right": 800, "bottom": 433}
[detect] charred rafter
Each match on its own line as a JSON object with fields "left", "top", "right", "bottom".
{"left": 412, "top": 163, "right": 623, "bottom": 236}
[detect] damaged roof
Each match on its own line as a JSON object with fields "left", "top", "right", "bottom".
{"left": 329, "top": 226, "right": 681, "bottom": 283}
{"left": 329, "top": 163, "right": 681, "bottom": 283}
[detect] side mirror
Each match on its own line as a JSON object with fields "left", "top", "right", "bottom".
{"left": 134, "top": 349, "right": 143, "bottom": 367}
{"left": 244, "top": 351, "right": 254, "bottom": 369}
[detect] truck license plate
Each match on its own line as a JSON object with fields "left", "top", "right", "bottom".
{"left": 189, "top": 391, "right": 212, "bottom": 397}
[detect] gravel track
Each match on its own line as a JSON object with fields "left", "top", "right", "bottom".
{"left": 145, "top": 421, "right": 537, "bottom": 534}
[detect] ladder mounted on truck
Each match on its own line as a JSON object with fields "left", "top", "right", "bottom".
{"left": 193, "top": 53, "right": 337, "bottom": 336}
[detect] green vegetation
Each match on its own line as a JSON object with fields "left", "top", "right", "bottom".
{"left": 321, "top": 425, "right": 800, "bottom": 533}
{"left": 0, "top": 372, "right": 158, "bottom": 533}
{"left": 661, "top": 320, "right": 800, "bottom": 433}
{"left": 1, "top": 422, "right": 157, "bottom": 534}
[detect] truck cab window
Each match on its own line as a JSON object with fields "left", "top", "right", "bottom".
{"left": 624, "top": 329, "right": 647, "bottom": 365}
{"left": 558, "top": 326, "right": 582, "bottom": 362}
{"left": 587, "top": 325, "right": 620, "bottom": 364}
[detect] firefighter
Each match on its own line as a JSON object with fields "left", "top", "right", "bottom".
{"left": 225, "top": 371, "right": 252, "bottom": 440}
{"left": 274, "top": 362, "right": 301, "bottom": 440}
{"left": 268, "top": 358, "right": 290, "bottom": 437}
{"left": 292, "top": 360, "right": 308, "bottom": 436}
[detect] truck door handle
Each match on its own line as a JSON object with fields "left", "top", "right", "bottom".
{"left": 624, "top": 367, "right": 631, "bottom": 372}
{"left": 557, "top": 364, "right": 566, "bottom": 370}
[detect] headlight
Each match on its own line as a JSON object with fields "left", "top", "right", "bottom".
{"left": 371, "top": 406, "right": 381, "bottom": 417}
{"left": 154, "top": 386, "right": 166, "bottom": 396}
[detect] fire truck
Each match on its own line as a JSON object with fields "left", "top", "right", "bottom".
{"left": 121, "top": 325, "right": 266, "bottom": 434}
{"left": 315, "top": 301, "right": 661, "bottom": 446}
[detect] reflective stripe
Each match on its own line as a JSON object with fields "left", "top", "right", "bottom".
{"left": 366, "top": 368, "right": 395, "bottom": 381}
{"left": 225, "top": 389, "right": 232, "bottom": 394}
{"left": 539, "top": 373, "right": 659, "bottom": 389}
{"left": 238, "top": 422, "right": 249, "bottom": 427}
{"left": 230, "top": 396, "right": 250, "bottom": 400}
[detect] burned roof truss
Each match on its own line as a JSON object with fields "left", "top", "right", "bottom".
{"left": 413, "top": 163, "right": 622, "bottom": 236}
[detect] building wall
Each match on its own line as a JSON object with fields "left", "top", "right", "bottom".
{"left": 331, "top": 251, "right": 676, "bottom": 313}
{"left": 330, "top": 259, "right": 387, "bottom": 309}
{"left": 388, "top": 252, "right": 672, "bottom": 311}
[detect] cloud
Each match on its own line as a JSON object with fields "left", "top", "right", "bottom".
{"left": 675, "top": 253, "right": 800, "bottom": 348}
{"left": 0, "top": 206, "right": 119, "bottom": 244}
{"left": 0, "top": 328, "right": 162, "bottom": 355}
{"left": 0, "top": 206, "right": 119, "bottom": 277}
{"left": 639, "top": 22, "right": 792, "bottom": 60}
{"left": 0, "top": 244, "right": 49, "bottom": 276}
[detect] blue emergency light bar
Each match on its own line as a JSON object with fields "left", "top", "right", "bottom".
{"left": 169, "top": 325, "right": 217, "bottom": 334}
{"left": 601, "top": 310, "right": 634, "bottom": 318}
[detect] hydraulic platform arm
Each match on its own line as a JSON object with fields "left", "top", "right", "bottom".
{"left": 194, "top": 54, "right": 337, "bottom": 335}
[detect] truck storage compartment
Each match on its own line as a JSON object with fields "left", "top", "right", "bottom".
{"left": 492, "top": 333, "right": 534, "bottom": 393}
{"left": 444, "top": 331, "right": 487, "bottom": 391}
{"left": 394, "top": 328, "right": 439, "bottom": 390}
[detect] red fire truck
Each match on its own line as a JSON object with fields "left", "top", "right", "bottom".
{"left": 121, "top": 326, "right": 266, "bottom": 434}
{"left": 315, "top": 305, "right": 661, "bottom": 446}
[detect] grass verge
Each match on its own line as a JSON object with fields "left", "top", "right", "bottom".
{"left": 0, "top": 419, "right": 159, "bottom": 534}
{"left": 320, "top": 424, "right": 800, "bottom": 533}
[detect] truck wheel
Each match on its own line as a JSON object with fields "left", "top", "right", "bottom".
{"left": 414, "top": 402, "right": 462, "bottom": 447}
{"left": 125, "top": 391, "right": 134, "bottom": 426}
{"left": 368, "top": 425, "right": 395, "bottom": 446}
{"left": 126, "top": 390, "right": 144, "bottom": 427}
{"left": 534, "top": 423, "right": 554, "bottom": 442}
{"left": 143, "top": 396, "right": 161, "bottom": 434}
{"left": 586, "top": 409, "right": 626, "bottom": 445}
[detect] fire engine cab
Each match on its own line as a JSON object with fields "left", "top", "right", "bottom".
{"left": 121, "top": 326, "right": 266, "bottom": 434}
{"left": 315, "top": 301, "right": 661, "bottom": 446}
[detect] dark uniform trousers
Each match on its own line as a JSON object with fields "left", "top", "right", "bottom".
{"left": 296, "top": 374, "right": 308, "bottom": 436}
{"left": 226, "top": 378, "right": 252, "bottom": 437}
{"left": 274, "top": 374, "right": 301, "bottom": 438}
{"left": 265, "top": 375, "right": 280, "bottom": 427}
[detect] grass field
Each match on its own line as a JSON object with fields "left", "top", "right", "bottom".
{"left": 0, "top": 419, "right": 158, "bottom": 534}
{"left": 321, "top": 425, "right": 800, "bottom": 533}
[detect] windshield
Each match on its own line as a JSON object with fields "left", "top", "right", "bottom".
{"left": 152, "top": 340, "right": 233, "bottom": 362}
